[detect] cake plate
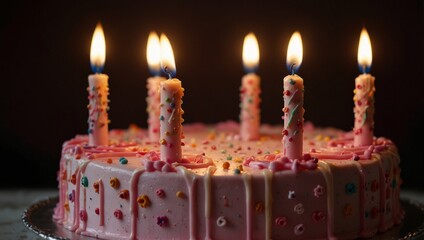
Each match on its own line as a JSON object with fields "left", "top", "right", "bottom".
{"left": 22, "top": 196, "right": 424, "bottom": 240}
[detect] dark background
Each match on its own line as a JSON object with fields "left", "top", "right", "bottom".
{"left": 1, "top": 1, "right": 423, "bottom": 189}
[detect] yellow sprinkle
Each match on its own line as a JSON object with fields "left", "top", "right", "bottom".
{"left": 260, "top": 136, "right": 269, "bottom": 142}
{"left": 315, "top": 134, "right": 323, "bottom": 141}
{"left": 237, "top": 165, "right": 244, "bottom": 172}
{"left": 110, "top": 177, "right": 120, "bottom": 189}
{"left": 324, "top": 136, "right": 331, "bottom": 142}
{"left": 176, "top": 191, "right": 186, "bottom": 198}
{"left": 160, "top": 139, "right": 167, "bottom": 145}
{"left": 274, "top": 150, "right": 281, "bottom": 154}
{"left": 208, "top": 131, "right": 216, "bottom": 140}
{"left": 233, "top": 157, "right": 243, "bottom": 163}
{"left": 64, "top": 203, "right": 69, "bottom": 212}
{"left": 165, "top": 131, "right": 170, "bottom": 136}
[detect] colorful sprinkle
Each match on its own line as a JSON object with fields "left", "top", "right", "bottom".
{"left": 176, "top": 191, "right": 186, "bottom": 199}
{"left": 137, "top": 195, "right": 150, "bottom": 208}
{"left": 93, "top": 181, "right": 99, "bottom": 193}
{"left": 152, "top": 189, "right": 164, "bottom": 199}
{"left": 345, "top": 183, "right": 357, "bottom": 195}
{"left": 114, "top": 209, "right": 123, "bottom": 219}
{"left": 314, "top": 185, "right": 324, "bottom": 198}
{"left": 79, "top": 210, "right": 87, "bottom": 221}
{"left": 216, "top": 216, "right": 227, "bottom": 227}
{"left": 119, "top": 157, "right": 128, "bottom": 165}
{"left": 294, "top": 203, "right": 305, "bottom": 214}
{"left": 234, "top": 169, "right": 241, "bottom": 175}
{"left": 95, "top": 208, "right": 100, "bottom": 215}
{"left": 222, "top": 162, "right": 230, "bottom": 170}
{"left": 160, "top": 115, "right": 164, "bottom": 121}
{"left": 70, "top": 174, "right": 76, "bottom": 185}
{"left": 119, "top": 190, "right": 129, "bottom": 199}
{"left": 81, "top": 176, "right": 88, "bottom": 187}
{"left": 255, "top": 202, "right": 264, "bottom": 213}
{"left": 343, "top": 204, "right": 353, "bottom": 217}
{"left": 110, "top": 178, "right": 120, "bottom": 189}
{"left": 312, "top": 211, "right": 325, "bottom": 223}
{"left": 157, "top": 216, "right": 168, "bottom": 227}
{"left": 275, "top": 216, "right": 287, "bottom": 227}
{"left": 106, "top": 158, "right": 113, "bottom": 164}
{"left": 288, "top": 190, "right": 296, "bottom": 199}
{"left": 294, "top": 224, "right": 305, "bottom": 235}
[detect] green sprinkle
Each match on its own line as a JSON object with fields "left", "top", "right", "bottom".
{"left": 234, "top": 169, "right": 241, "bottom": 175}
{"left": 289, "top": 79, "right": 296, "bottom": 85}
{"left": 81, "top": 176, "right": 88, "bottom": 187}
{"left": 221, "top": 150, "right": 227, "bottom": 154}
{"left": 228, "top": 143, "right": 234, "bottom": 148}
{"left": 227, "top": 155, "right": 233, "bottom": 160}
{"left": 119, "top": 157, "right": 128, "bottom": 165}
{"left": 265, "top": 151, "right": 270, "bottom": 154}
{"left": 287, "top": 103, "right": 300, "bottom": 128}
{"left": 166, "top": 98, "right": 171, "bottom": 103}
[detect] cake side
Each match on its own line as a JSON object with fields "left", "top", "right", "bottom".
{"left": 54, "top": 123, "right": 402, "bottom": 239}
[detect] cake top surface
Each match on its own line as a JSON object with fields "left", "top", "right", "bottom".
{"left": 62, "top": 121, "right": 394, "bottom": 176}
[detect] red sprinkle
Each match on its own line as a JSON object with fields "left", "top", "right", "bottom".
{"left": 114, "top": 209, "right": 123, "bottom": 219}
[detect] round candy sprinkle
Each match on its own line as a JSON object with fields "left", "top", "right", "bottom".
{"left": 81, "top": 176, "right": 89, "bottom": 187}
{"left": 119, "top": 157, "right": 128, "bottom": 165}
{"left": 79, "top": 210, "right": 87, "bottom": 221}
{"left": 222, "top": 162, "right": 230, "bottom": 170}
{"left": 255, "top": 202, "right": 264, "bottom": 213}
{"left": 294, "top": 224, "right": 305, "bottom": 235}
{"left": 216, "top": 216, "right": 227, "bottom": 227}
{"left": 137, "top": 195, "right": 150, "bottom": 208}
{"left": 119, "top": 190, "right": 129, "bottom": 199}
{"left": 275, "top": 216, "right": 287, "bottom": 227}
{"left": 233, "top": 169, "right": 241, "bottom": 175}
{"left": 114, "top": 209, "right": 123, "bottom": 219}
{"left": 157, "top": 216, "right": 168, "bottom": 227}
{"left": 110, "top": 178, "right": 120, "bottom": 189}
{"left": 176, "top": 191, "right": 186, "bottom": 199}
{"left": 93, "top": 181, "right": 100, "bottom": 193}
{"left": 156, "top": 189, "right": 166, "bottom": 198}
{"left": 95, "top": 208, "right": 100, "bottom": 215}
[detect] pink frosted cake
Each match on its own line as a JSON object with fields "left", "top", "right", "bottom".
{"left": 54, "top": 121, "right": 402, "bottom": 239}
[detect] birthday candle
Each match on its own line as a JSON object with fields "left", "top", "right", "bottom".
{"left": 354, "top": 28, "right": 375, "bottom": 147}
{"left": 159, "top": 34, "right": 184, "bottom": 163}
{"left": 146, "top": 32, "right": 166, "bottom": 142}
{"left": 240, "top": 33, "right": 261, "bottom": 141}
{"left": 87, "top": 23, "right": 109, "bottom": 146}
{"left": 282, "top": 32, "right": 304, "bottom": 160}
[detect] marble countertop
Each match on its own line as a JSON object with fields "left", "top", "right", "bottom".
{"left": 1, "top": 189, "right": 423, "bottom": 239}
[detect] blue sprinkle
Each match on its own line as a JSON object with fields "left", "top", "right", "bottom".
{"left": 234, "top": 169, "right": 241, "bottom": 175}
{"left": 119, "top": 157, "right": 128, "bottom": 165}
{"left": 88, "top": 129, "right": 93, "bottom": 134}
{"left": 160, "top": 116, "right": 165, "bottom": 121}
{"left": 345, "top": 183, "right": 357, "bottom": 195}
{"left": 170, "top": 102, "right": 176, "bottom": 108}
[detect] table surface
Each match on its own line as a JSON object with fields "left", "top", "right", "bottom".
{"left": 1, "top": 189, "right": 423, "bottom": 239}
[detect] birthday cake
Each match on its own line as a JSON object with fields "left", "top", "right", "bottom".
{"left": 53, "top": 121, "right": 402, "bottom": 240}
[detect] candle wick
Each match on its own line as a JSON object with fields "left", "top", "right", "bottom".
{"left": 164, "top": 66, "right": 172, "bottom": 80}
{"left": 291, "top": 63, "right": 296, "bottom": 75}
{"left": 362, "top": 64, "right": 366, "bottom": 74}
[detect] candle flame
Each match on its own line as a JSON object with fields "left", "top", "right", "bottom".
{"left": 242, "top": 32, "right": 259, "bottom": 73}
{"left": 90, "top": 23, "right": 106, "bottom": 73}
{"left": 147, "top": 31, "right": 161, "bottom": 76}
{"left": 286, "top": 31, "right": 303, "bottom": 74}
{"left": 357, "top": 28, "right": 372, "bottom": 73}
{"left": 160, "top": 34, "right": 176, "bottom": 78}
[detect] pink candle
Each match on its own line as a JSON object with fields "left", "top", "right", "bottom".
{"left": 282, "top": 32, "right": 304, "bottom": 160}
{"left": 354, "top": 28, "right": 375, "bottom": 147}
{"left": 240, "top": 33, "right": 261, "bottom": 141}
{"left": 146, "top": 32, "right": 166, "bottom": 142}
{"left": 88, "top": 23, "right": 109, "bottom": 146}
{"left": 159, "top": 34, "right": 184, "bottom": 163}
